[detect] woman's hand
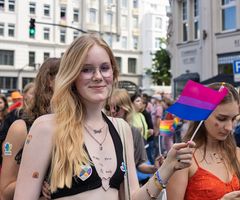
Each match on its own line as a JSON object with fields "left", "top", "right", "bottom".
{"left": 164, "top": 141, "right": 195, "bottom": 172}
{"left": 220, "top": 191, "right": 240, "bottom": 200}
{"left": 154, "top": 155, "right": 165, "bottom": 169}
{"left": 41, "top": 181, "right": 51, "bottom": 200}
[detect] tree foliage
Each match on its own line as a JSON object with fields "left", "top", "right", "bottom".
{"left": 147, "top": 40, "right": 171, "bottom": 85}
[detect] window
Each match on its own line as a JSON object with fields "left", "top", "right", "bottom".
{"left": 0, "top": 50, "right": 14, "bottom": 65}
{"left": 0, "top": 23, "right": 4, "bottom": 36}
{"left": 60, "top": 6, "right": 66, "bottom": 20}
{"left": 107, "top": 12, "right": 113, "bottom": 26}
{"left": 221, "top": 0, "right": 236, "bottom": 31}
{"left": 44, "top": 4, "right": 50, "bottom": 16}
{"left": 133, "top": 36, "right": 138, "bottom": 50}
{"left": 29, "top": 51, "right": 35, "bottom": 66}
{"left": 60, "top": 29, "right": 66, "bottom": 43}
{"left": 8, "top": 0, "right": 15, "bottom": 11}
{"left": 155, "top": 37, "right": 161, "bottom": 49}
{"left": 122, "top": 36, "right": 127, "bottom": 49}
{"left": 73, "top": 31, "right": 79, "bottom": 40}
{"left": 8, "top": 24, "right": 15, "bottom": 37}
{"left": 0, "top": 77, "right": 17, "bottom": 89}
{"left": 107, "top": 0, "right": 113, "bottom": 4}
{"left": 43, "top": 52, "right": 50, "bottom": 61}
{"left": 133, "top": 0, "right": 138, "bottom": 8}
{"left": 0, "top": 0, "right": 4, "bottom": 10}
{"left": 194, "top": 0, "right": 199, "bottom": 39}
{"left": 29, "top": 2, "right": 36, "bottom": 14}
{"left": 121, "top": 15, "right": 127, "bottom": 28}
{"left": 128, "top": 58, "right": 136, "bottom": 73}
{"left": 182, "top": 0, "right": 188, "bottom": 41}
{"left": 89, "top": 8, "right": 97, "bottom": 23}
{"left": 73, "top": 8, "right": 79, "bottom": 22}
{"left": 122, "top": 0, "right": 127, "bottom": 8}
{"left": 43, "top": 27, "right": 50, "bottom": 40}
{"left": 115, "top": 57, "right": 122, "bottom": 72}
{"left": 133, "top": 16, "right": 138, "bottom": 29}
{"left": 155, "top": 17, "right": 162, "bottom": 29}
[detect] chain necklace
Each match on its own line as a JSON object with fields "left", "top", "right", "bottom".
{"left": 85, "top": 122, "right": 106, "bottom": 134}
{"left": 84, "top": 124, "right": 108, "bottom": 151}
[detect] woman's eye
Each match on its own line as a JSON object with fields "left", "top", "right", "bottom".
{"left": 81, "top": 67, "right": 94, "bottom": 73}
{"left": 100, "top": 65, "right": 110, "bottom": 72}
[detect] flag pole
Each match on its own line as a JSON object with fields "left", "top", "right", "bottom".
{"left": 158, "top": 135, "right": 162, "bottom": 156}
{"left": 190, "top": 120, "right": 204, "bottom": 141}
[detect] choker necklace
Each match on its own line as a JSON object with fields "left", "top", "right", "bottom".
{"left": 85, "top": 122, "right": 106, "bottom": 134}
{"left": 84, "top": 125, "right": 108, "bottom": 150}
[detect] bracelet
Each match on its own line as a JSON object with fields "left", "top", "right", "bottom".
{"left": 153, "top": 173, "right": 164, "bottom": 191}
{"left": 146, "top": 187, "right": 158, "bottom": 200}
{"left": 155, "top": 170, "right": 167, "bottom": 188}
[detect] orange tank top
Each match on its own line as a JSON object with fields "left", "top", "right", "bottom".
{"left": 185, "top": 154, "right": 240, "bottom": 200}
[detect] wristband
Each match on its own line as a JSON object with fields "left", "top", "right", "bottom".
{"left": 155, "top": 170, "right": 167, "bottom": 188}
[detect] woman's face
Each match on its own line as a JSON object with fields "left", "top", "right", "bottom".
{"left": 0, "top": 98, "right": 6, "bottom": 112}
{"left": 133, "top": 97, "right": 143, "bottom": 112}
{"left": 24, "top": 87, "right": 35, "bottom": 105}
{"left": 75, "top": 44, "right": 114, "bottom": 104}
{"left": 204, "top": 101, "right": 239, "bottom": 141}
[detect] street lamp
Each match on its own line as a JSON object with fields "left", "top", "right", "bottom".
{"left": 17, "top": 64, "right": 38, "bottom": 90}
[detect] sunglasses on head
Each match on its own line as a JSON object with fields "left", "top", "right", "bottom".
{"left": 105, "top": 104, "right": 121, "bottom": 113}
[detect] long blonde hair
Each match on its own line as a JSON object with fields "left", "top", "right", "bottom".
{"left": 50, "top": 34, "right": 119, "bottom": 192}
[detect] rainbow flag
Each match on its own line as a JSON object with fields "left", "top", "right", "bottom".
{"left": 172, "top": 117, "right": 180, "bottom": 129}
{"left": 160, "top": 120, "right": 174, "bottom": 136}
{"left": 167, "top": 80, "right": 228, "bottom": 121}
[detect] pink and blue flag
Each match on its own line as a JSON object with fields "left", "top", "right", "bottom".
{"left": 167, "top": 80, "right": 228, "bottom": 121}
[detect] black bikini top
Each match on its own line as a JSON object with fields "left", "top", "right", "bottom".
{"left": 51, "top": 114, "right": 125, "bottom": 199}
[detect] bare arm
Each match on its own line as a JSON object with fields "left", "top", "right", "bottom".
{"left": 13, "top": 115, "right": 54, "bottom": 200}
{"left": 0, "top": 120, "right": 27, "bottom": 200}
{"left": 132, "top": 142, "right": 194, "bottom": 200}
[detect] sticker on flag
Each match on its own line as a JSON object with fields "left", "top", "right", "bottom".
{"left": 167, "top": 80, "right": 228, "bottom": 121}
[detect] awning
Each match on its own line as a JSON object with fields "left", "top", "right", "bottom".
{"left": 201, "top": 74, "right": 240, "bottom": 87}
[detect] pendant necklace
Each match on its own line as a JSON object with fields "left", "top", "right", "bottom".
{"left": 85, "top": 122, "right": 106, "bottom": 134}
{"left": 84, "top": 124, "right": 108, "bottom": 150}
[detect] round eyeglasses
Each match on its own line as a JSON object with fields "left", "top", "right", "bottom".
{"left": 80, "top": 63, "right": 113, "bottom": 80}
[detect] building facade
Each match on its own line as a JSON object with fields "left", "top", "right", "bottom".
{"left": 168, "top": 0, "right": 240, "bottom": 96}
{"left": 0, "top": 0, "right": 144, "bottom": 91}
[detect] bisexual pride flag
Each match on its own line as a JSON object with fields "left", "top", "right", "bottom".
{"left": 167, "top": 80, "right": 228, "bottom": 121}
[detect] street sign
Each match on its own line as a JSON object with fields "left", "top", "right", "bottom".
{"left": 233, "top": 60, "right": 240, "bottom": 82}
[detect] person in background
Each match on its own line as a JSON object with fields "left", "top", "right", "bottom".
{"left": 130, "top": 93, "right": 151, "bottom": 142}
{"left": 151, "top": 94, "right": 164, "bottom": 158}
{"left": 14, "top": 34, "right": 195, "bottom": 200}
{"left": 0, "top": 94, "right": 9, "bottom": 175}
{"left": 167, "top": 82, "right": 240, "bottom": 200}
{"left": 22, "top": 82, "right": 35, "bottom": 109}
{"left": 0, "top": 58, "right": 60, "bottom": 200}
{"left": 105, "top": 89, "right": 162, "bottom": 183}
{"left": 8, "top": 91, "right": 23, "bottom": 113}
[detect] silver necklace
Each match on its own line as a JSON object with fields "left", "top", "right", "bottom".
{"left": 84, "top": 125, "right": 108, "bottom": 150}
{"left": 85, "top": 122, "right": 106, "bottom": 134}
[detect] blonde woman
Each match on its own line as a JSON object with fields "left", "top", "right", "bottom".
{"left": 14, "top": 34, "right": 195, "bottom": 200}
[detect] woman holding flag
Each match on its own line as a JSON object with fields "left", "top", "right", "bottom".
{"left": 167, "top": 82, "right": 240, "bottom": 200}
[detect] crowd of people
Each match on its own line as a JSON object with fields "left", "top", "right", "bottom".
{"left": 0, "top": 34, "right": 239, "bottom": 199}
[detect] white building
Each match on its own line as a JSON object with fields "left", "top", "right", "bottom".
{"left": 0, "top": 0, "right": 170, "bottom": 94}
{"left": 141, "top": 0, "right": 170, "bottom": 94}
{"left": 168, "top": 0, "right": 240, "bottom": 97}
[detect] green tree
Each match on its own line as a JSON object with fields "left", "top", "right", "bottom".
{"left": 147, "top": 40, "right": 171, "bottom": 85}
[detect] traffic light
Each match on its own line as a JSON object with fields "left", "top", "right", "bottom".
{"left": 29, "top": 18, "right": 35, "bottom": 36}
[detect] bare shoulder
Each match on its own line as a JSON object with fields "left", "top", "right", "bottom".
{"left": 30, "top": 114, "right": 56, "bottom": 136}
{"left": 236, "top": 147, "right": 240, "bottom": 161}
{"left": 107, "top": 116, "right": 130, "bottom": 129}
{"left": 6, "top": 119, "right": 28, "bottom": 139}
